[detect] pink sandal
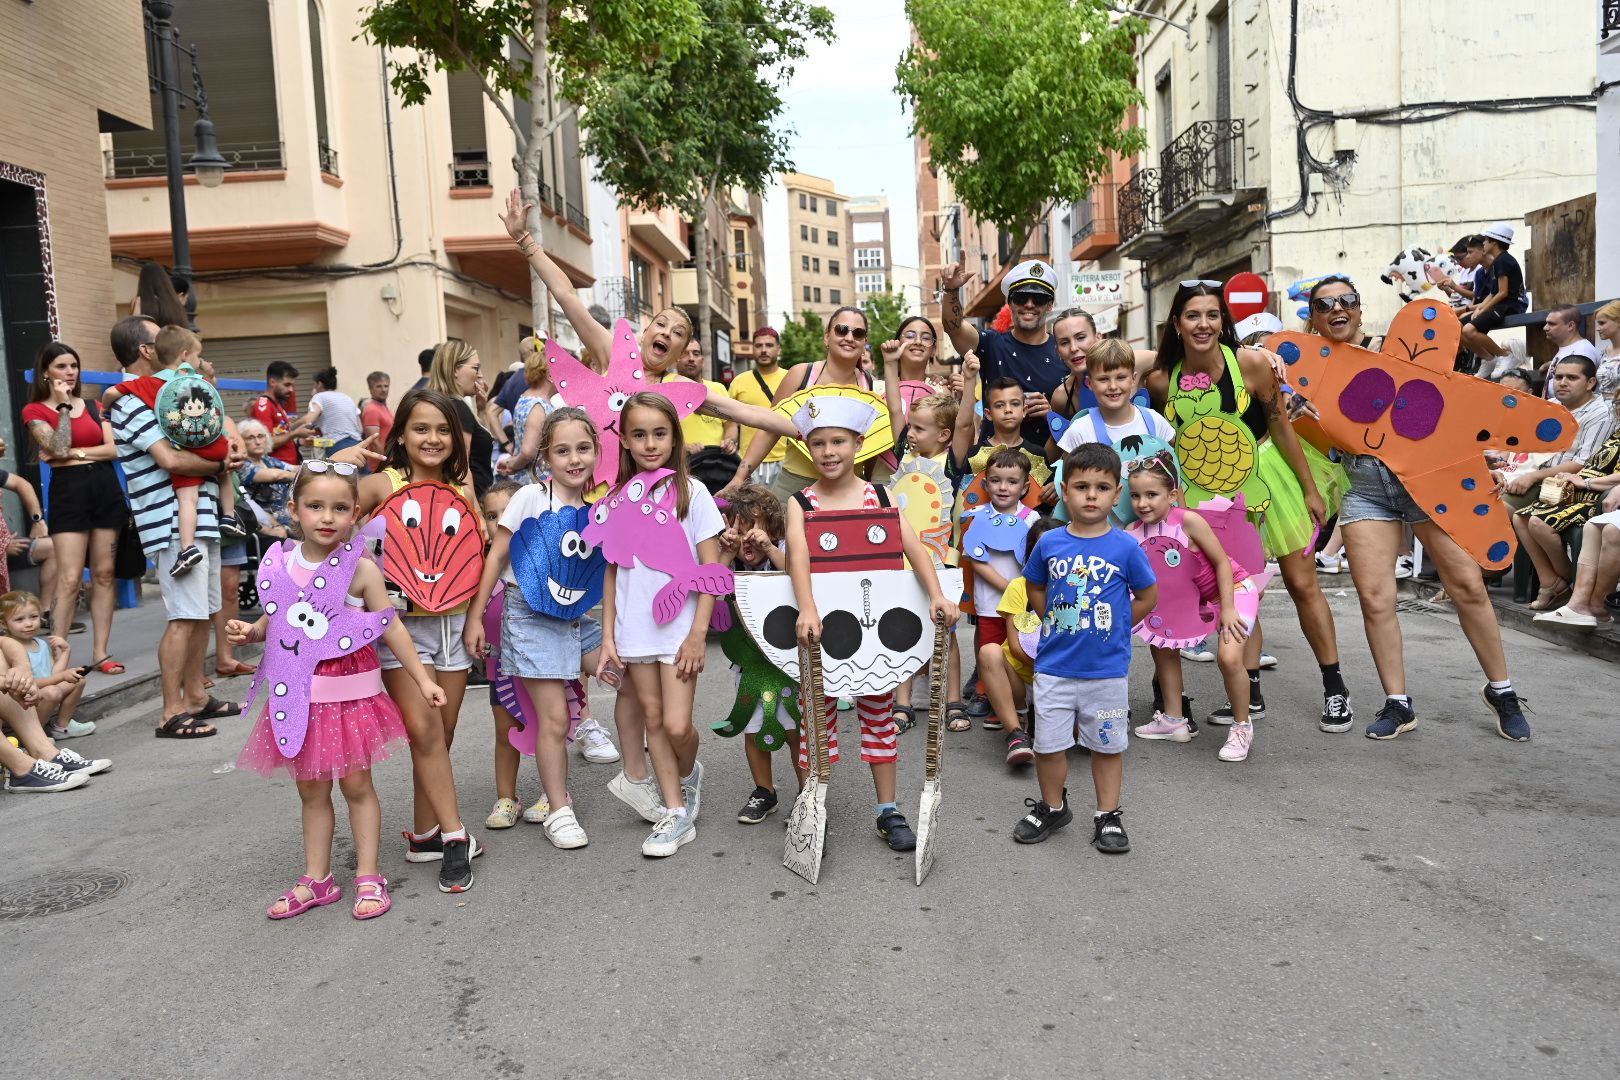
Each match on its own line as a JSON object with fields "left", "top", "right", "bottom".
{"left": 267, "top": 874, "right": 342, "bottom": 920}
{"left": 352, "top": 875, "right": 392, "bottom": 920}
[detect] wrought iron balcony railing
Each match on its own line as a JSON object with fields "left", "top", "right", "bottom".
{"left": 317, "top": 139, "right": 339, "bottom": 178}
{"left": 1072, "top": 178, "right": 1119, "bottom": 245}
{"left": 599, "top": 276, "right": 653, "bottom": 323}
{"left": 1159, "top": 119, "right": 1245, "bottom": 218}
{"left": 1604, "top": 0, "right": 1620, "bottom": 39}
{"left": 1117, "top": 168, "right": 1163, "bottom": 244}
{"left": 450, "top": 153, "right": 491, "bottom": 188}
{"left": 105, "top": 141, "right": 284, "bottom": 179}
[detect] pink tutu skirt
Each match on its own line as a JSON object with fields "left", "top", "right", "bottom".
{"left": 237, "top": 647, "right": 409, "bottom": 782}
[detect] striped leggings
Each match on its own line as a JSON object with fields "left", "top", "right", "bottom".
{"left": 797, "top": 692, "right": 897, "bottom": 769}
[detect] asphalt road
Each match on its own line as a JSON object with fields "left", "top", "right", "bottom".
{"left": 5, "top": 587, "right": 1617, "bottom": 1079}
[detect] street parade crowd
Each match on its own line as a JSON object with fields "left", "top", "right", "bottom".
{"left": 6, "top": 190, "right": 1617, "bottom": 922}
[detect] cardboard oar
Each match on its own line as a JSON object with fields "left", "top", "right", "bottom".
{"left": 783, "top": 638, "right": 830, "bottom": 884}
{"left": 915, "top": 615, "right": 950, "bottom": 885}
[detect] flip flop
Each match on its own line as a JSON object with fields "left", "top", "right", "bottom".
{"left": 267, "top": 874, "right": 342, "bottom": 920}
{"left": 352, "top": 875, "right": 392, "bottom": 920}
{"left": 214, "top": 660, "right": 257, "bottom": 678}
{"left": 155, "top": 713, "right": 217, "bottom": 739}
{"left": 92, "top": 657, "right": 126, "bottom": 675}
{"left": 195, "top": 697, "right": 240, "bottom": 721}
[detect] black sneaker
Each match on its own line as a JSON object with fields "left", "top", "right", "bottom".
{"left": 965, "top": 689, "right": 991, "bottom": 718}
{"left": 51, "top": 748, "right": 111, "bottom": 776}
{"left": 1319, "top": 692, "right": 1354, "bottom": 733}
{"left": 1004, "top": 730, "right": 1035, "bottom": 766}
{"left": 4, "top": 759, "right": 88, "bottom": 793}
{"left": 438, "top": 835, "right": 483, "bottom": 893}
{"left": 1364, "top": 698, "right": 1417, "bottom": 740}
{"left": 1210, "top": 694, "right": 1265, "bottom": 725}
{"left": 737, "top": 786, "right": 778, "bottom": 824}
{"left": 218, "top": 516, "right": 248, "bottom": 543}
{"left": 1481, "top": 685, "right": 1532, "bottom": 742}
{"left": 1012, "top": 793, "right": 1073, "bottom": 844}
{"left": 1092, "top": 808, "right": 1130, "bottom": 854}
{"left": 169, "top": 545, "right": 204, "bottom": 577}
{"left": 877, "top": 808, "right": 917, "bottom": 851}
{"left": 404, "top": 829, "right": 444, "bottom": 863}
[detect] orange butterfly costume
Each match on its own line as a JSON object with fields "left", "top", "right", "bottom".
{"left": 1267, "top": 299, "right": 1575, "bottom": 570}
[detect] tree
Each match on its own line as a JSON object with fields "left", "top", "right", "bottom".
{"left": 779, "top": 311, "right": 825, "bottom": 368}
{"left": 896, "top": 0, "right": 1147, "bottom": 253}
{"left": 576, "top": 0, "right": 834, "bottom": 362}
{"left": 359, "top": 0, "right": 704, "bottom": 332}
{"left": 861, "top": 288, "right": 910, "bottom": 377}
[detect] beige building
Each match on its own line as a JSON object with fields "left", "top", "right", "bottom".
{"left": 781, "top": 171, "right": 852, "bottom": 320}
{"left": 725, "top": 186, "right": 769, "bottom": 368}
{"left": 102, "top": 0, "right": 598, "bottom": 406}
{"left": 847, "top": 195, "right": 892, "bottom": 305}
{"left": 0, "top": 0, "right": 149, "bottom": 456}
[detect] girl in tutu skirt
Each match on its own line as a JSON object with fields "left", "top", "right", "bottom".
{"left": 229, "top": 462, "right": 446, "bottom": 921}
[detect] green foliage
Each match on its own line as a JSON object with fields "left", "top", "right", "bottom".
{"left": 896, "top": 0, "right": 1148, "bottom": 247}
{"left": 861, "top": 287, "right": 910, "bottom": 377}
{"left": 778, "top": 311, "right": 826, "bottom": 368}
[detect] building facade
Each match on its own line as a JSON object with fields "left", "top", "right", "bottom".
{"left": 726, "top": 187, "right": 768, "bottom": 370}
{"left": 781, "top": 171, "right": 852, "bottom": 321}
{"left": 847, "top": 195, "right": 892, "bottom": 306}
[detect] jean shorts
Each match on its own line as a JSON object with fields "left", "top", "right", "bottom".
{"left": 500, "top": 585, "right": 602, "bottom": 680}
{"left": 378, "top": 611, "right": 470, "bottom": 672}
{"left": 1032, "top": 673, "right": 1129, "bottom": 755}
{"left": 1339, "top": 455, "right": 1429, "bottom": 526}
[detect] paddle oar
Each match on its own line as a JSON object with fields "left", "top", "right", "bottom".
{"left": 783, "top": 637, "right": 830, "bottom": 884}
{"left": 915, "top": 614, "right": 950, "bottom": 885}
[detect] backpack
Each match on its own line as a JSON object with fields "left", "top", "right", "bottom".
{"left": 154, "top": 363, "right": 225, "bottom": 449}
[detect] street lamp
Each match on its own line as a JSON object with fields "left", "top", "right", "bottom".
{"left": 144, "top": 0, "right": 229, "bottom": 278}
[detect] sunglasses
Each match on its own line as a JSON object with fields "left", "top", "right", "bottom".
{"left": 902, "top": 329, "right": 937, "bottom": 343}
{"left": 832, "top": 324, "right": 868, "bottom": 340}
{"left": 301, "top": 459, "right": 359, "bottom": 477}
{"left": 1180, "top": 279, "right": 1223, "bottom": 289}
{"left": 1311, "top": 293, "right": 1361, "bottom": 313}
{"left": 1008, "top": 292, "right": 1052, "bottom": 307}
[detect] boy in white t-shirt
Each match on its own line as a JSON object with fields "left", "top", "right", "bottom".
{"left": 1049, "top": 338, "right": 1176, "bottom": 524}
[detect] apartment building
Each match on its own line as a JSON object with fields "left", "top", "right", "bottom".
{"left": 847, "top": 195, "right": 892, "bottom": 304}
{"left": 102, "top": 0, "right": 599, "bottom": 401}
{"left": 1117, "top": 0, "right": 1597, "bottom": 335}
{"left": 726, "top": 187, "right": 769, "bottom": 368}
{"left": 782, "top": 171, "right": 852, "bottom": 321}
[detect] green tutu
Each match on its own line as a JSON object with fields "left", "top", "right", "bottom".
{"left": 1252, "top": 440, "right": 1347, "bottom": 558}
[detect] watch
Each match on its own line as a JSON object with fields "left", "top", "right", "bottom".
{"left": 56, "top": 403, "right": 71, "bottom": 412}
{"left": 73, "top": 449, "right": 87, "bottom": 461}
{"left": 28, "top": 513, "right": 43, "bottom": 524}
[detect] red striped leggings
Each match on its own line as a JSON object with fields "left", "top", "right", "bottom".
{"left": 796, "top": 692, "right": 897, "bottom": 768}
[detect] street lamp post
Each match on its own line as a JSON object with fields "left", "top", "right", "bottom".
{"left": 144, "top": 0, "right": 229, "bottom": 280}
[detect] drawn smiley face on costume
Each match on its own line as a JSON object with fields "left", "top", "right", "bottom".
{"left": 511, "top": 504, "right": 606, "bottom": 620}
{"left": 377, "top": 481, "right": 484, "bottom": 612}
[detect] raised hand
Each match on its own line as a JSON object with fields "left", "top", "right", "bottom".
{"left": 499, "top": 188, "right": 536, "bottom": 242}
{"left": 880, "top": 339, "right": 903, "bottom": 367}
{"left": 938, "top": 255, "right": 971, "bottom": 292}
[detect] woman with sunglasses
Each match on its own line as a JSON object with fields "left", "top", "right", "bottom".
{"left": 1147, "top": 280, "right": 1353, "bottom": 733}
{"left": 723, "top": 305, "right": 890, "bottom": 504}
{"left": 1305, "top": 277, "right": 1529, "bottom": 741}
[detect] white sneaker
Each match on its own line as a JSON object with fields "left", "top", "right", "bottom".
{"left": 641, "top": 810, "right": 696, "bottom": 857}
{"left": 1315, "top": 551, "right": 1345, "bottom": 574}
{"left": 521, "top": 797, "right": 552, "bottom": 824}
{"left": 1179, "top": 646, "right": 1216, "bottom": 663}
{"left": 1258, "top": 652, "right": 1278, "bottom": 670}
{"left": 484, "top": 797, "right": 522, "bottom": 829}
{"left": 47, "top": 718, "right": 96, "bottom": 739}
{"left": 1394, "top": 555, "right": 1415, "bottom": 580}
{"left": 575, "top": 717, "right": 621, "bottom": 764}
{"left": 682, "top": 759, "right": 704, "bottom": 821}
{"left": 608, "top": 770, "right": 665, "bottom": 823}
{"left": 542, "top": 805, "right": 589, "bottom": 849}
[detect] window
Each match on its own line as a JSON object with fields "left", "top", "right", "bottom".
{"left": 811, "top": 227, "right": 819, "bottom": 243}
{"left": 737, "top": 299, "right": 750, "bottom": 340}
{"left": 308, "top": 1, "right": 335, "bottom": 175}
{"left": 801, "top": 255, "right": 810, "bottom": 272}
{"left": 829, "top": 289, "right": 842, "bottom": 304}
{"left": 812, "top": 257, "right": 820, "bottom": 273}
{"left": 803, "top": 285, "right": 811, "bottom": 302}
{"left": 813, "top": 287, "right": 822, "bottom": 303}
{"left": 800, "top": 224, "right": 809, "bottom": 241}
{"left": 829, "top": 260, "right": 840, "bottom": 276}
{"left": 809, "top": 195, "right": 818, "bottom": 212}
{"left": 734, "top": 228, "right": 747, "bottom": 272}
{"left": 856, "top": 272, "right": 886, "bottom": 294}
{"left": 447, "top": 66, "right": 490, "bottom": 187}
{"left": 827, "top": 230, "right": 839, "bottom": 246}
{"left": 1155, "top": 62, "right": 1173, "bottom": 152}
{"left": 980, "top": 253, "right": 990, "bottom": 282}
{"left": 856, "top": 247, "right": 883, "bottom": 269}
{"left": 630, "top": 253, "right": 652, "bottom": 313}
{"left": 826, "top": 200, "right": 838, "bottom": 215}
{"left": 799, "top": 193, "right": 807, "bottom": 209}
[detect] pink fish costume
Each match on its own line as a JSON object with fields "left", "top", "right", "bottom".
{"left": 1128, "top": 496, "right": 1274, "bottom": 650}
{"left": 583, "top": 467, "right": 735, "bottom": 624}
{"left": 237, "top": 522, "right": 409, "bottom": 781}
{"left": 480, "top": 583, "right": 585, "bottom": 756}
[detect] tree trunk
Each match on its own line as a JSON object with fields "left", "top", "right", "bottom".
{"left": 525, "top": 1, "right": 551, "bottom": 338}
{"left": 691, "top": 193, "right": 714, "bottom": 378}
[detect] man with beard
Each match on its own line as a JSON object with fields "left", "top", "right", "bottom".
{"left": 940, "top": 257, "right": 1059, "bottom": 445}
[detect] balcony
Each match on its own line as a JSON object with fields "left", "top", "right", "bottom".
{"left": 1070, "top": 178, "right": 1120, "bottom": 262}
{"left": 104, "top": 141, "right": 285, "bottom": 179}
{"left": 1116, "top": 168, "right": 1176, "bottom": 261}
{"left": 672, "top": 266, "right": 734, "bottom": 331}
{"left": 1605, "top": 0, "right": 1620, "bottom": 39}
{"left": 598, "top": 276, "right": 653, "bottom": 325}
{"left": 450, "top": 152, "right": 491, "bottom": 189}
{"left": 628, "top": 207, "right": 689, "bottom": 264}
{"left": 317, "top": 139, "right": 339, "bottom": 178}
{"left": 1160, "top": 119, "right": 1249, "bottom": 231}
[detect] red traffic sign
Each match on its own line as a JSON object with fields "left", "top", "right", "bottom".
{"left": 1224, "top": 273, "right": 1269, "bottom": 321}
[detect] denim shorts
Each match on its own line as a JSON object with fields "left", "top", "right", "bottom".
{"left": 500, "top": 584, "right": 602, "bottom": 680}
{"left": 1339, "top": 455, "right": 1430, "bottom": 526}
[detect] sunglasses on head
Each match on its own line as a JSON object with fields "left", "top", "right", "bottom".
{"left": 1311, "top": 293, "right": 1361, "bottom": 313}
{"left": 1180, "top": 278, "right": 1223, "bottom": 289}
{"left": 1008, "top": 291, "right": 1052, "bottom": 307}
{"left": 301, "top": 459, "right": 359, "bottom": 477}
{"left": 832, "top": 324, "right": 868, "bottom": 340}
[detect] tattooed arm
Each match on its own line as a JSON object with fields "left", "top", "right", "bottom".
{"left": 939, "top": 256, "right": 980, "bottom": 356}
{"left": 1241, "top": 347, "right": 1326, "bottom": 527}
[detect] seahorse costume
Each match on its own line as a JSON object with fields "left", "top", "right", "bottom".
{"left": 1165, "top": 345, "right": 1345, "bottom": 558}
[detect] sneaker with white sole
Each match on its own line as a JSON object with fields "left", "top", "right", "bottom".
{"left": 1134, "top": 711, "right": 1193, "bottom": 743}
{"left": 1315, "top": 551, "right": 1345, "bottom": 574}
{"left": 1258, "top": 652, "right": 1278, "bottom": 670}
{"left": 484, "top": 798, "right": 523, "bottom": 829}
{"left": 4, "top": 759, "right": 89, "bottom": 793}
{"left": 682, "top": 759, "right": 704, "bottom": 821}
{"left": 522, "top": 797, "right": 553, "bottom": 824}
{"left": 1179, "top": 646, "right": 1216, "bottom": 663}
{"left": 641, "top": 811, "right": 696, "bottom": 857}
{"left": 1218, "top": 720, "right": 1254, "bottom": 762}
{"left": 1209, "top": 696, "right": 1265, "bottom": 725}
{"left": 51, "top": 748, "right": 111, "bottom": 776}
{"left": 438, "top": 835, "right": 483, "bottom": 893}
{"left": 1394, "top": 555, "right": 1415, "bottom": 580}
{"left": 574, "top": 717, "right": 622, "bottom": 763}
{"left": 169, "top": 544, "right": 204, "bottom": 576}
{"left": 608, "top": 770, "right": 665, "bottom": 823}
{"left": 1319, "top": 692, "right": 1354, "bottom": 733}
{"left": 542, "top": 805, "right": 589, "bottom": 848}
{"left": 47, "top": 718, "right": 96, "bottom": 740}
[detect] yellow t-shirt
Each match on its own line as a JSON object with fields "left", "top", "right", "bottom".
{"left": 997, "top": 576, "right": 1037, "bottom": 627}
{"left": 673, "top": 376, "right": 730, "bottom": 447}
{"left": 728, "top": 366, "right": 787, "bottom": 464}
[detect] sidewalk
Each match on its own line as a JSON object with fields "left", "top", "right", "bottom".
{"left": 1393, "top": 574, "right": 1620, "bottom": 663}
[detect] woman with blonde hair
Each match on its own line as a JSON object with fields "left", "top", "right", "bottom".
{"left": 428, "top": 340, "right": 496, "bottom": 498}
{"left": 1592, "top": 299, "right": 1620, "bottom": 398}
{"left": 496, "top": 336, "right": 558, "bottom": 483}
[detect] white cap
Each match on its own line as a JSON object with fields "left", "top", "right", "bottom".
{"left": 1001, "top": 259, "right": 1057, "bottom": 298}
{"left": 791, "top": 395, "right": 879, "bottom": 440}
{"left": 1234, "top": 312, "right": 1284, "bottom": 340}
{"left": 1481, "top": 222, "right": 1515, "bottom": 245}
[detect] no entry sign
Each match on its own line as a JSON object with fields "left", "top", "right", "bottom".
{"left": 1224, "top": 273, "right": 1269, "bottom": 321}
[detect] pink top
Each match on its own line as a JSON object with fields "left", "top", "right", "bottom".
{"left": 1128, "top": 507, "right": 1247, "bottom": 604}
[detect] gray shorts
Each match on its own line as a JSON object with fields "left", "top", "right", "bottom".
{"left": 1032, "top": 673, "right": 1130, "bottom": 755}
{"left": 378, "top": 611, "right": 471, "bottom": 672}
{"left": 1339, "top": 455, "right": 1429, "bottom": 526}
{"left": 155, "top": 538, "right": 222, "bottom": 621}
{"left": 499, "top": 585, "right": 602, "bottom": 680}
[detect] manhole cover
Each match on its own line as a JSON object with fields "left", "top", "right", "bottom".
{"left": 0, "top": 869, "right": 131, "bottom": 921}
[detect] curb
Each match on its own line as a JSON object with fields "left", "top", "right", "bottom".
{"left": 1394, "top": 577, "right": 1620, "bottom": 665}
{"left": 76, "top": 645, "right": 265, "bottom": 726}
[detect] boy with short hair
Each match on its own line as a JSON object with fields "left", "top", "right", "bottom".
{"left": 961, "top": 446, "right": 1036, "bottom": 749}
{"left": 976, "top": 515, "right": 1063, "bottom": 766}
{"left": 954, "top": 358, "right": 1053, "bottom": 496}
{"left": 1014, "top": 443, "right": 1157, "bottom": 852}
{"left": 1051, "top": 338, "right": 1176, "bottom": 502}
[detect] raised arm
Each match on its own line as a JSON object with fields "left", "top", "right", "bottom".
{"left": 952, "top": 350, "right": 982, "bottom": 465}
{"left": 500, "top": 189, "right": 612, "bottom": 362}
{"left": 1240, "top": 347, "right": 1324, "bottom": 526}
{"left": 881, "top": 340, "right": 906, "bottom": 443}
{"left": 938, "top": 257, "right": 981, "bottom": 356}
{"left": 721, "top": 362, "right": 810, "bottom": 494}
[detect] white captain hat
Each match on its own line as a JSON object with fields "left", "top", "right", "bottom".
{"left": 791, "top": 395, "right": 880, "bottom": 440}
{"left": 1002, "top": 259, "right": 1057, "bottom": 299}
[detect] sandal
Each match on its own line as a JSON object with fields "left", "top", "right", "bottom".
{"left": 947, "top": 701, "right": 972, "bottom": 732}
{"left": 891, "top": 705, "right": 917, "bottom": 734}
{"left": 267, "top": 874, "right": 342, "bottom": 920}
{"left": 155, "top": 713, "right": 217, "bottom": 739}
{"left": 214, "top": 659, "right": 257, "bottom": 678}
{"left": 1528, "top": 579, "right": 1571, "bottom": 611}
{"left": 352, "top": 875, "right": 392, "bottom": 920}
{"left": 195, "top": 697, "right": 240, "bottom": 721}
{"left": 92, "top": 657, "right": 126, "bottom": 676}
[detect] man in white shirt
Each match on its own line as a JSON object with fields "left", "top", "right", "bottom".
{"left": 1498, "top": 356, "right": 1615, "bottom": 508}
{"left": 1540, "top": 304, "right": 1602, "bottom": 398}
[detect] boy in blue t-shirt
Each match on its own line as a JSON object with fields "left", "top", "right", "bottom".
{"left": 1014, "top": 443, "right": 1157, "bottom": 853}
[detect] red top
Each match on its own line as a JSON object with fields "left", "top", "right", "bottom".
{"left": 22, "top": 400, "right": 106, "bottom": 450}
{"left": 248, "top": 394, "right": 300, "bottom": 466}
{"left": 361, "top": 399, "right": 393, "bottom": 449}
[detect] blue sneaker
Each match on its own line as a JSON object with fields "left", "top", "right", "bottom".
{"left": 4, "top": 759, "right": 89, "bottom": 793}
{"left": 1481, "top": 686, "right": 1531, "bottom": 742}
{"left": 1365, "top": 698, "right": 1416, "bottom": 740}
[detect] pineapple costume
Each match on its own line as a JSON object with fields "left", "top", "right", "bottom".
{"left": 1166, "top": 345, "right": 1345, "bottom": 559}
